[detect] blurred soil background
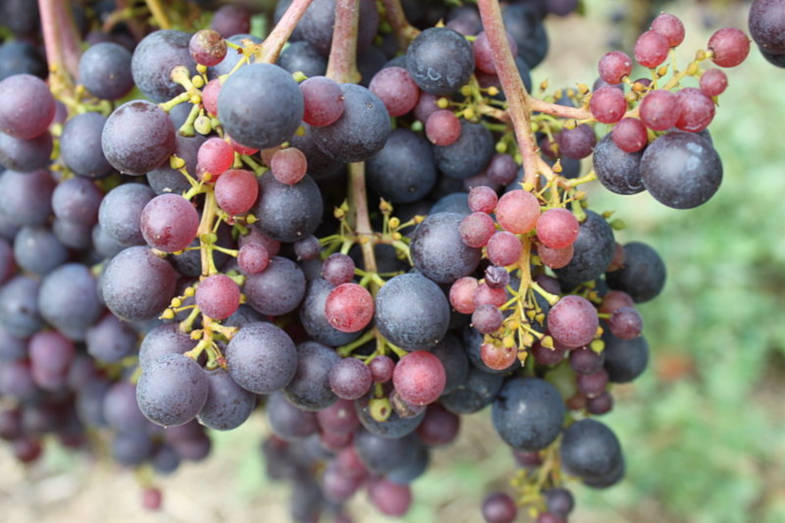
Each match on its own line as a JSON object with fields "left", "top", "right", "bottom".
{"left": 2, "top": 1, "right": 785, "bottom": 522}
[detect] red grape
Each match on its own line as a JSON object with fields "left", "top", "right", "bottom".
{"left": 237, "top": 243, "right": 270, "bottom": 274}
{"left": 598, "top": 51, "right": 632, "bottom": 84}
{"left": 197, "top": 137, "right": 234, "bottom": 179}
{"left": 449, "top": 276, "right": 479, "bottom": 314}
{"left": 189, "top": 29, "right": 227, "bottom": 67}
{"left": 611, "top": 117, "right": 648, "bottom": 153}
{"left": 650, "top": 13, "right": 685, "bottom": 47}
{"left": 300, "top": 76, "right": 345, "bottom": 127}
{"left": 486, "top": 231, "right": 522, "bottom": 266}
{"left": 472, "top": 304, "right": 503, "bottom": 334}
{"left": 495, "top": 189, "right": 539, "bottom": 234}
{"left": 321, "top": 253, "right": 355, "bottom": 286}
{"left": 473, "top": 283, "right": 507, "bottom": 308}
{"left": 202, "top": 79, "right": 221, "bottom": 116}
{"left": 369, "top": 355, "right": 394, "bottom": 383}
{"left": 537, "top": 243, "right": 574, "bottom": 269}
{"left": 699, "top": 68, "right": 728, "bottom": 97}
{"left": 590, "top": 86, "right": 627, "bottom": 124}
{"left": 536, "top": 208, "right": 579, "bottom": 249}
{"left": 392, "top": 351, "right": 446, "bottom": 405}
{"left": 270, "top": 147, "right": 308, "bottom": 185}
{"left": 459, "top": 212, "right": 496, "bottom": 248}
{"left": 708, "top": 27, "right": 750, "bottom": 67}
{"left": 547, "top": 295, "right": 599, "bottom": 348}
{"left": 634, "top": 30, "right": 670, "bottom": 68}
{"left": 468, "top": 185, "right": 498, "bottom": 214}
{"left": 639, "top": 89, "right": 680, "bottom": 131}
{"left": 473, "top": 31, "right": 518, "bottom": 74}
{"left": 608, "top": 306, "right": 643, "bottom": 339}
{"left": 196, "top": 274, "right": 241, "bottom": 319}
{"left": 369, "top": 66, "right": 420, "bottom": 117}
{"left": 140, "top": 194, "right": 200, "bottom": 253}
{"left": 325, "top": 283, "right": 374, "bottom": 333}
{"left": 675, "top": 87, "right": 715, "bottom": 132}
{"left": 425, "top": 109, "right": 461, "bottom": 146}
{"left": 214, "top": 168, "right": 259, "bottom": 215}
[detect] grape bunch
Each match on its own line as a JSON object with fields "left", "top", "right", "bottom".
{"left": 0, "top": 0, "right": 753, "bottom": 521}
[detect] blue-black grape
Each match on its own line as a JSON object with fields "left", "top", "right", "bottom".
{"left": 386, "top": 442, "right": 429, "bottom": 484}
{"left": 102, "top": 381, "right": 149, "bottom": 434}
{"left": 147, "top": 133, "right": 205, "bottom": 194}
{"left": 278, "top": 41, "right": 327, "bottom": 78}
{"left": 217, "top": 63, "right": 303, "bottom": 150}
{"left": 434, "top": 120, "right": 494, "bottom": 179}
{"left": 289, "top": 123, "right": 344, "bottom": 179}
{"left": 0, "top": 74, "right": 54, "bottom": 139}
{"left": 52, "top": 176, "right": 103, "bottom": 225}
{"left": 136, "top": 353, "right": 209, "bottom": 427}
{"left": 602, "top": 332, "right": 649, "bottom": 383}
{"left": 101, "top": 100, "right": 176, "bottom": 175}
{"left": 430, "top": 332, "right": 470, "bottom": 395}
{"left": 285, "top": 341, "right": 340, "bottom": 411}
{"left": 639, "top": 131, "right": 722, "bottom": 209}
{"left": 98, "top": 183, "right": 154, "bottom": 245}
{"left": 354, "top": 392, "right": 425, "bottom": 438}
{"left": 430, "top": 192, "right": 471, "bottom": 215}
{"left": 13, "top": 226, "right": 67, "bottom": 275}
{"left": 554, "top": 210, "right": 615, "bottom": 291}
{"left": 405, "top": 27, "right": 474, "bottom": 95}
{"left": 0, "top": 276, "right": 43, "bottom": 338}
{"left": 75, "top": 379, "right": 110, "bottom": 427}
{"left": 311, "top": 83, "right": 391, "bottom": 163}
{"left": 593, "top": 133, "right": 645, "bottom": 195}
{"left": 111, "top": 430, "right": 153, "bottom": 466}
{"left": 225, "top": 321, "right": 297, "bottom": 394}
{"left": 243, "top": 256, "right": 306, "bottom": 316}
{"left": 300, "top": 278, "right": 363, "bottom": 347}
{"left": 353, "top": 429, "right": 418, "bottom": 473}
{"left": 139, "top": 323, "right": 195, "bottom": 369}
{"left": 151, "top": 443, "right": 181, "bottom": 475}
{"left": 78, "top": 42, "right": 134, "bottom": 100}
{"left": 0, "top": 131, "right": 52, "bottom": 172}
{"left": 544, "top": 487, "right": 575, "bottom": 518}
{"left": 131, "top": 30, "right": 196, "bottom": 102}
{"left": 91, "top": 224, "right": 127, "bottom": 259}
{"left": 749, "top": 0, "right": 785, "bottom": 55}
{"left": 52, "top": 218, "right": 92, "bottom": 251}
{"left": 0, "top": 41, "right": 45, "bottom": 80}
{"left": 0, "top": 325, "right": 26, "bottom": 362}
{"left": 366, "top": 128, "right": 437, "bottom": 204}
{"left": 60, "top": 112, "right": 113, "bottom": 178}
{"left": 0, "top": 169, "right": 55, "bottom": 226}
{"left": 560, "top": 418, "right": 623, "bottom": 481}
{"left": 197, "top": 368, "right": 256, "bottom": 430}
{"left": 491, "top": 378, "right": 565, "bottom": 450}
{"left": 253, "top": 174, "right": 323, "bottom": 243}
{"left": 374, "top": 272, "right": 450, "bottom": 351}
{"left": 38, "top": 263, "right": 102, "bottom": 340}
{"left": 411, "top": 212, "right": 481, "bottom": 284}
{"left": 267, "top": 390, "right": 318, "bottom": 440}
{"left": 101, "top": 246, "right": 178, "bottom": 321}
{"left": 440, "top": 366, "right": 504, "bottom": 414}
{"left": 287, "top": 0, "right": 379, "bottom": 56}
{"left": 503, "top": 4, "right": 549, "bottom": 68}
{"left": 605, "top": 241, "right": 666, "bottom": 302}
{"left": 85, "top": 314, "right": 137, "bottom": 363}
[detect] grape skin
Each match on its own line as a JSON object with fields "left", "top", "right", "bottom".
{"left": 136, "top": 353, "right": 209, "bottom": 427}
{"left": 253, "top": 174, "right": 324, "bottom": 243}
{"left": 38, "top": 264, "right": 102, "bottom": 340}
{"left": 197, "top": 368, "right": 256, "bottom": 431}
{"left": 605, "top": 242, "right": 666, "bottom": 303}
{"left": 243, "top": 256, "right": 306, "bottom": 316}
{"left": 101, "top": 100, "right": 175, "bottom": 176}
{"left": 366, "top": 128, "right": 437, "bottom": 204}
{"left": 217, "top": 63, "right": 304, "bottom": 150}
{"left": 78, "top": 42, "right": 134, "bottom": 100}
{"left": 592, "top": 133, "right": 645, "bottom": 195}
{"left": 412, "top": 212, "right": 482, "bottom": 284}
{"left": 554, "top": 210, "right": 615, "bottom": 291}
{"left": 433, "top": 120, "right": 494, "bottom": 180}
{"left": 225, "top": 322, "right": 297, "bottom": 395}
{"left": 374, "top": 273, "right": 450, "bottom": 351}
{"left": 299, "top": 278, "right": 362, "bottom": 347}
{"left": 284, "top": 341, "right": 340, "bottom": 411}
{"left": 131, "top": 30, "right": 196, "bottom": 103}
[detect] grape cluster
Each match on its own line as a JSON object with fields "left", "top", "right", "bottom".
{"left": 0, "top": 0, "right": 753, "bottom": 522}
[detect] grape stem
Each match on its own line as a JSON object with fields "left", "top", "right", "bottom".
{"left": 259, "top": 0, "right": 315, "bottom": 63}
{"left": 37, "top": 0, "right": 70, "bottom": 92}
{"left": 325, "top": 0, "right": 361, "bottom": 84}
{"left": 54, "top": 0, "right": 80, "bottom": 78}
{"left": 145, "top": 0, "right": 171, "bottom": 29}
{"left": 527, "top": 98, "right": 593, "bottom": 121}
{"left": 476, "top": 0, "right": 538, "bottom": 187}
{"left": 349, "top": 162, "right": 379, "bottom": 280}
{"left": 381, "top": 0, "right": 420, "bottom": 51}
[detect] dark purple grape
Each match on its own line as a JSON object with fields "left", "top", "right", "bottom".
{"left": 13, "top": 226, "right": 67, "bottom": 275}
{"left": 53, "top": 217, "right": 91, "bottom": 251}
{"left": 103, "top": 381, "right": 149, "bottom": 433}
{"left": 0, "top": 276, "right": 43, "bottom": 338}
{"left": 284, "top": 341, "right": 340, "bottom": 411}
{"left": 112, "top": 430, "right": 153, "bottom": 466}
{"left": 0, "top": 130, "right": 52, "bottom": 171}
{"left": 602, "top": 332, "right": 649, "bottom": 383}
{"left": 79, "top": 42, "right": 134, "bottom": 100}
{"left": 639, "top": 131, "right": 722, "bottom": 209}
{"left": 0, "top": 169, "right": 55, "bottom": 226}
{"left": 492, "top": 378, "right": 565, "bottom": 450}
{"left": 101, "top": 246, "right": 178, "bottom": 321}
{"left": 605, "top": 242, "right": 666, "bottom": 302}
{"left": 253, "top": 174, "right": 324, "bottom": 243}
{"left": 267, "top": 390, "right": 318, "bottom": 440}
{"left": 328, "top": 357, "right": 372, "bottom": 400}
{"left": 38, "top": 264, "right": 101, "bottom": 340}
{"left": 85, "top": 314, "right": 137, "bottom": 363}
{"left": 434, "top": 120, "right": 494, "bottom": 179}
{"left": 592, "top": 133, "right": 645, "bottom": 195}
{"left": 151, "top": 442, "right": 181, "bottom": 475}
{"left": 554, "top": 210, "right": 615, "bottom": 291}
{"left": 217, "top": 63, "right": 303, "bottom": 150}
{"left": 440, "top": 366, "right": 504, "bottom": 414}
{"left": 354, "top": 391, "right": 425, "bottom": 438}
{"left": 570, "top": 346, "right": 605, "bottom": 374}
{"left": 101, "top": 100, "right": 175, "bottom": 175}
{"left": 288, "top": 0, "right": 379, "bottom": 56}
{"left": 147, "top": 133, "right": 205, "bottom": 195}
{"left": 353, "top": 429, "right": 418, "bottom": 473}
{"left": 0, "top": 74, "right": 54, "bottom": 139}
{"left": 136, "top": 353, "right": 208, "bottom": 427}
{"left": 0, "top": 326, "right": 26, "bottom": 362}
{"left": 91, "top": 224, "right": 127, "bottom": 259}
{"left": 98, "top": 183, "right": 154, "bottom": 245}
{"left": 211, "top": 4, "right": 251, "bottom": 37}
{"left": 139, "top": 324, "right": 195, "bottom": 369}
{"left": 560, "top": 418, "right": 623, "bottom": 481}
{"left": 0, "top": 41, "right": 45, "bottom": 81}
{"left": 60, "top": 112, "right": 113, "bottom": 178}
{"left": 278, "top": 41, "right": 327, "bottom": 78}
{"left": 544, "top": 487, "right": 574, "bottom": 518}
{"left": 225, "top": 321, "right": 297, "bottom": 394}
{"left": 311, "top": 83, "right": 391, "bottom": 163}
{"left": 197, "top": 367, "right": 255, "bottom": 430}
{"left": 375, "top": 273, "right": 450, "bottom": 351}
{"left": 482, "top": 492, "right": 517, "bottom": 523}
{"left": 430, "top": 332, "right": 469, "bottom": 394}
{"left": 405, "top": 27, "right": 473, "bottom": 95}
{"left": 131, "top": 30, "right": 196, "bottom": 102}
{"left": 366, "top": 128, "right": 437, "bottom": 204}
{"left": 52, "top": 176, "right": 103, "bottom": 225}
{"left": 503, "top": 4, "right": 549, "bottom": 68}
{"left": 75, "top": 379, "right": 110, "bottom": 426}
{"left": 412, "top": 212, "right": 481, "bottom": 284}
{"left": 243, "top": 256, "right": 306, "bottom": 316}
